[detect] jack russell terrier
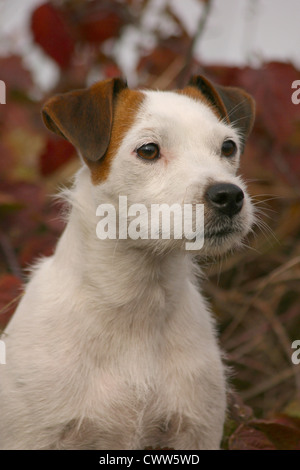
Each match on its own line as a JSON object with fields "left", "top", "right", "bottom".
{"left": 0, "top": 75, "right": 255, "bottom": 450}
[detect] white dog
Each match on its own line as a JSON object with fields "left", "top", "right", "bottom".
{"left": 0, "top": 75, "right": 255, "bottom": 450}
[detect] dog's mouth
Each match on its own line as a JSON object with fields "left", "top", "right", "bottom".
{"left": 203, "top": 217, "right": 247, "bottom": 248}
{"left": 203, "top": 206, "right": 249, "bottom": 243}
{"left": 205, "top": 228, "right": 235, "bottom": 239}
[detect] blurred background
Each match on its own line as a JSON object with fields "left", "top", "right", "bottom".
{"left": 0, "top": 0, "right": 300, "bottom": 449}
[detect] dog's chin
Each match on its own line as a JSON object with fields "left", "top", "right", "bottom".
{"left": 122, "top": 216, "right": 252, "bottom": 257}
{"left": 195, "top": 218, "right": 254, "bottom": 258}
{"left": 201, "top": 229, "right": 246, "bottom": 256}
{"left": 124, "top": 227, "right": 250, "bottom": 258}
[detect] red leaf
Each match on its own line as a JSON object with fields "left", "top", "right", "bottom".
{"left": 78, "top": 1, "right": 128, "bottom": 44}
{"left": 229, "top": 423, "right": 276, "bottom": 450}
{"left": 138, "top": 37, "right": 190, "bottom": 78}
{"left": 102, "top": 62, "right": 122, "bottom": 79}
{"left": 206, "top": 63, "right": 300, "bottom": 146}
{"left": 252, "top": 419, "right": 300, "bottom": 450}
{"left": 0, "top": 275, "right": 23, "bottom": 329}
{"left": 0, "top": 181, "right": 47, "bottom": 248}
{"left": 31, "top": 3, "right": 75, "bottom": 68}
{"left": 204, "top": 63, "right": 300, "bottom": 184}
{"left": 0, "top": 56, "right": 33, "bottom": 93}
{"left": 19, "top": 233, "right": 57, "bottom": 267}
{"left": 39, "top": 138, "right": 76, "bottom": 176}
{"left": 0, "top": 142, "right": 15, "bottom": 178}
{"left": 0, "top": 181, "right": 46, "bottom": 218}
{"left": 229, "top": 418, "right": 300, "bottom": 450}
{"left": 0, "top": 181, "right": 64, "bottom": 269}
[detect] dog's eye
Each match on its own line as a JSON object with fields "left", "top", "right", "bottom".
{"left": 221, "top": 140, "right": 237, "bottom": 157}
{"left": 136, "top": 143, "right": 160, "bottom": 161}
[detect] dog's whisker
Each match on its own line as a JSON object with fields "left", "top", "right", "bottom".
{"left": 219, "top": 97, "right": 250, "bottom": 124}
{"left": 253, "top": 217, "right": 279, "bottom": 244}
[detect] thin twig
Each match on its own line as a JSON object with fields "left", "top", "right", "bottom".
{"left": 0, "top": 293, "right": 23, "bottom": 317}
{"left": 221, "top": 256, "right": 300, "bottom": 344}
{"left": 253, "top": 298, "right": 300, "bottom": 393}
{"left": 0, "top": 230, "right": 24, "bottom": 280}
{"left": 176, "top": 0, "right": 212, "bottom": 87}
{"left": 241, "top": 367, "right": 297, "bottom": 401}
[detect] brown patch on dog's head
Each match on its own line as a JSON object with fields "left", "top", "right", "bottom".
{"left": 88, "top": 87, "right": 144, "bottom": 184}
{"left": 182, "top": 75, "right": 256, "bottom": 151}
{"left": 42, "top": 78, "right": 144, "bottom": 184}
{"left": 177, "top": 85, "right": 221, "bottom": 120}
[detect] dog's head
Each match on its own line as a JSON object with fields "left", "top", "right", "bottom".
{"left": 42, "top": 76, "right": 255, "bottom": 256}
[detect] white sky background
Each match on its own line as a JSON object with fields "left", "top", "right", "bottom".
{"left": 0, "top": 0, "right": 299, "bottom": 91}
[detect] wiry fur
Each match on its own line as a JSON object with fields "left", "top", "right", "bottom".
{"left": 0, "top": 83, "right": 255, "bottom": 450}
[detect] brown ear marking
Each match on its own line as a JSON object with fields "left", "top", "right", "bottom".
{"left": 188, "top": 75, "right": 256, "bottom": 149}
{"left": 88, "top": 87, "right": 145, "bottom": 184}
{"left": 42, "top": 77, "right": 128, "bottom": 163}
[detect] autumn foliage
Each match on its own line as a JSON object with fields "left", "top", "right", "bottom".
{"left": 0, "top": 0, "right": 300, "bottom": 450}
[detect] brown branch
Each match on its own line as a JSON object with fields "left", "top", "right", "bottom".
{"left": 0, "top": 231, "right": 24, "bottom": 281}
{"left": 241, "top": 367, "right": 297, "bottom": 401}
{"left": 176, "top": 0, "right": 212, "bottom": 87}
{"left": 221, "top": 256, "right": 300, "bottom": 345}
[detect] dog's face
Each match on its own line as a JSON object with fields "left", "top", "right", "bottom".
{"left": 42, "top": 76, "right": 255, "bottom": 257}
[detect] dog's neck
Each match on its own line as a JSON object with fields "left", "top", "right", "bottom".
{"left": 54, "top": 167, "right": 197, "bottom": 326}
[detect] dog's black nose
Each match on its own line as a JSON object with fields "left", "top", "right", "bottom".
{"left": 205, "top": 183, "right": 244, "bottom": 217}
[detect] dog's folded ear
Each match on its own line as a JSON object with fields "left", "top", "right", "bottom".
{"left": 189, "top": 75, "right": 255, "bottom": 150}
{"left": 42, "top": 78, "right": 127, "bottom": 162}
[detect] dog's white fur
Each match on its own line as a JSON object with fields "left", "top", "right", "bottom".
{"left": 0, "top": 83, "right": 254, "bottom": 449}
